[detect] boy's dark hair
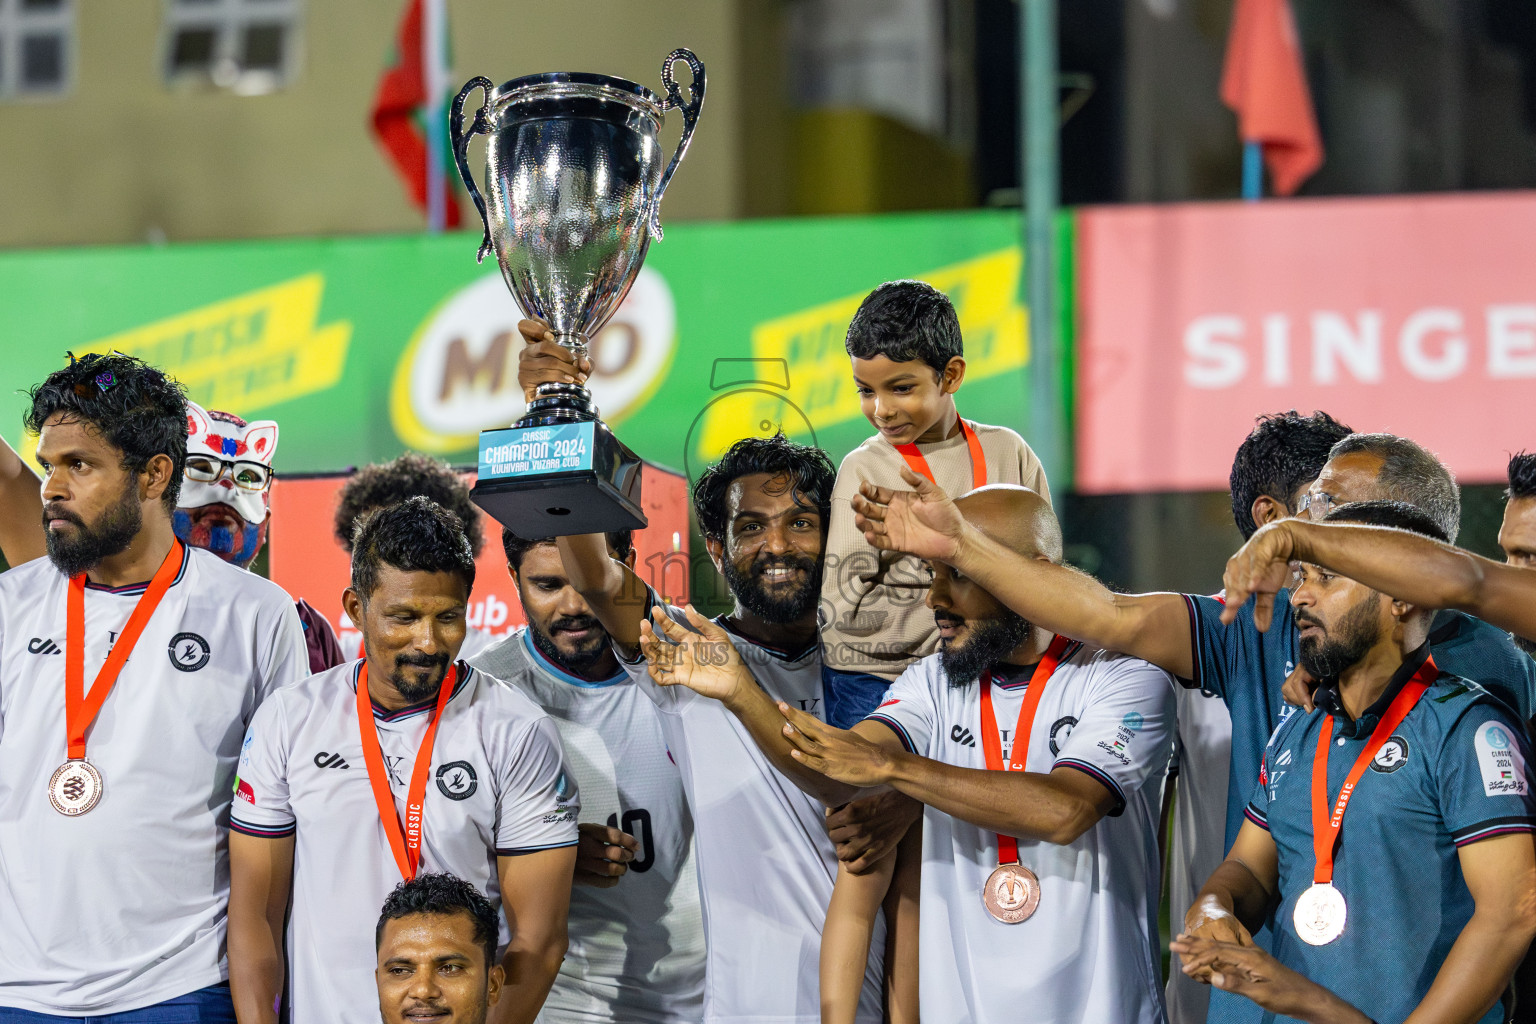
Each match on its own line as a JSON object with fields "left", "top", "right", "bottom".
{"left": 503, "top": 529, "right": 634, "bottom": 573}
{"left": 844, "top": 280, "right": 963, "bottom": 377}
{"left": 350, "top": 497, "right": 476, "bottom": 602}
{"left": 25, "top": 353, "right": 188, "bottom": 511}
{"left": 1507, "top": 452, "right": 1536, "bottom": 501}
{"left": 376, "top": 872, "right": 498, "bottom": 969}
{"left": 1227, "top": 410, "right": 1353, "bottom": 540}
{"left": 692, "top": 433, "right": 836, "bottom": 542}
{"left": 335, "top": 453, "right": 484, "bottom": 556}
{"left": 1321, "top": 499, "right": 1449, "bottom": 545}
{"left": 1328, "top": 433, "right": 1461, "bottom": 544}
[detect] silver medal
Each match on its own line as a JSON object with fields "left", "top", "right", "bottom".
{"left": 1293, "top": 882, "right": 1347, "bottom": 945}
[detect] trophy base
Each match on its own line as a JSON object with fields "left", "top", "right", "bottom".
{"left": 472, "top": 418, "right": 647, "bottom": 537}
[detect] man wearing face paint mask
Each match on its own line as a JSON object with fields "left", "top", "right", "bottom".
{"left": 178, "top": 401, "right": 343, "bottom": 674}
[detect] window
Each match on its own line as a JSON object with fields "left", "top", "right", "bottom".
{"left": 162, "top": 0, "right": 300, "bottom": 94}
{"left": 0, "top": 0, "right": 73, "bottom": 100}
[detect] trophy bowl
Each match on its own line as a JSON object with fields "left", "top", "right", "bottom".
{"left": 451, "top": 49, "right": 704, "bottom": 537}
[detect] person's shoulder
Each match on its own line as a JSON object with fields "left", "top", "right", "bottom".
{"left": 1421, "top": 670, "right": 1523, "bottom": 730}
{"left": 966, "top": 420, "right": 1028, "bottom": 449}
{"left": 189, "top": 548, "right": 294, "bottom": 611}
{"left": 468, "top": 628, "right": 533, "bottom": 682}
{"left": 0, "top": 555, "right": 60, "bottom": 598}
{"left": 463, "top": 661, "right": 553, "bottom": 728}
{"left": 1072, "top": 641, "right": 1177, "bottom": 691}
{"left": 835, "top": 437, "right": 898, "bottom": 484}
{"left": 1433, "top": 610, "right": 1531, "bottom": 670}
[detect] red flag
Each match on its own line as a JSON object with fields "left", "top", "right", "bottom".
{"left": 370, "top": 0, "right": 461, "bottom": 227}
{"left": 1220, "top": 0, "right": 1323, "bottom": 196}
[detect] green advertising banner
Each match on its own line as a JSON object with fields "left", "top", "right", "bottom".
{"left": 0, "top": 210, "right": 1067, "bottom": 479}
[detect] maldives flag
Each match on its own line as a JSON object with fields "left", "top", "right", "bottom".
{"left": 370, "top": 0, "right": 461, "bottom": 226}
{"left": 1220, "top": 0, "right": 1323, "bottom": 196}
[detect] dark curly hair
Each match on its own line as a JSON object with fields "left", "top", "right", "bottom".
{"left": 376, "top": 872, "right": 499, "bottom": 969}
{"left": 503, "top": 529, "right": 634, "bottom": 572}
{"left": 844, "top": 280, "right": 963, "bottom": 378}
{"left": 1228, "top": 410, "right": 1353, "bottom": 539}
{"left": 692, "top": 432, "right": 835, "bottom": 542}
{"left": 350, "top": 497, "right": 476, "bottom": 602}
{"left": 335, "top": 453, "right": 483, "bottom": 556}
{"left": 1507, "top": 452, "right": 1536, "bottom": 502}
{"left": 25, "top": 353, "right": 188, "bottom": 511}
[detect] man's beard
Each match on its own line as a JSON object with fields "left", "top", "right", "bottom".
{"left": 43, "top": 482, "right": 142, "bottom": 577}
{"left": 939, "top": 609, "right": 1032, "bottom": 688}
{"left": 388, "top": 651, "right": 452, "bottom": 704}
{"left": 1297, "top": 597, "right": 1381, "bottom": 682}
{"left": 721, "top": 550, "right": 823, "bottom": 624}
{"left": 529, "top": 613, "right": 611, "bottom": 675}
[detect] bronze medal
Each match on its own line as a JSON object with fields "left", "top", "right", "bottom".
{"left": 982, "top": 862, "right": 1041, "bottom": 924}
{"left": 49, "top": 759, "right": 103, "bottom": 816}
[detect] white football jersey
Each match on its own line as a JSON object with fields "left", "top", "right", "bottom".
{"left": 230, "top": 659, "right": 579, "bottom": 1024}
{"left": 867, "top": 643, "right": 1175, "bottom": 1024}
{"left": 623, "top": 598, "right": 884, "bottom": 1024}
{"left": 471, "top": 629, "right": 705, "bottom": 1024}
{"left": 1166, "top": 684, "right": 1232, "bottom": 1024}
{"left": 0, "top": 549, "right": 307, "bottom": 1014}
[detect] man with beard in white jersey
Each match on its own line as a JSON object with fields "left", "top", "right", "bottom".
{"left": 0, "top": 353, "right": 307, "bottom": 1021}
{"left": 471, "top": 528, "right": 704, "bottom": 1024}
{"left": 226, "top": 497, "right": 579, "bottom": 1024}
{"left": 644, "top": 484, "right": 1176, "bottom": 1024}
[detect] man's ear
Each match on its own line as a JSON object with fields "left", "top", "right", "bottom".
{"left": 622, "top": 548, "right": 637, "bottom": 571}
{"left": 486, "top": 962, "right": 505, "bottom": 1007}
{"left": 142, "top": 453, "right": 177, "bottom": 504}
{"left": 1250, "top": 494, "right": 1288, "bottom": 531}
{"left": 342, "top": 587, "right": 363, "bottom": 628}
{"left": 940, "top": 356, "right": 966, "bottom": 395}
{"left": 704, "top": 535, "right": 725, "bottom": 574}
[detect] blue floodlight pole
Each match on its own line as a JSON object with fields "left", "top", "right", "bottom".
{"left": 1022, "top": 0, "right": 1067, "bottom": 491}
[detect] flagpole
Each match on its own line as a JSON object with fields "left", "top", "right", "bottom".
{"left": 424, "top": 0, "right": 447, "bottom": 232}
{"left": 1242, "top": 139, "right": 1262, "bottom": 200}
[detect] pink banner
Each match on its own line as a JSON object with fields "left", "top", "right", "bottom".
{"left": 1075, "top": 192, "right": 1536, "bottom": 493}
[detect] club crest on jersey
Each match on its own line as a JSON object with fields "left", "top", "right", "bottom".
{"left": 1049, "top": 716, "right": 1078, "bottom": 756}
{"left": 1370, "top": 735, "right": 1410, "bottom": 773}
{"left": 436, "top": 761, "right": 478, "bottom": 800}
{"left": 168, "top": 632, "right": 210, "bottom": 672}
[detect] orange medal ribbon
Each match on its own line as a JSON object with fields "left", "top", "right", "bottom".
{"left": 978, "top": 634, "right": 1074, "bottom": 864}
{"left": 65, "top": 540, "right": 184, "bottom": 760}
{"left": 1308, "top": 656, "right": 1436, "bottom": 885}
{"left": 356, "top": 660, "right": 458, "bottom": 880}
{"left": 895, "top": 418, "right": 987, "bottom": 490}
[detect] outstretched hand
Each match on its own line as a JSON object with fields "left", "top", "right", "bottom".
{"left": 850, "top": 468, "right": 969, "bottom": 563}
{"left": 639, "top": 604, "right": 751, "bottom": 705}
{"left": 516, "top": 317, "right": 594, "bottom": 403}
{"left": 778, "top": 702, "right": 895, "bottom": 788}
{"left": 1168, "top": 936, "right": 1361, "bottom": 1021}
{"left": 1221, "top": 521, "right": 1299, "bottom": 632}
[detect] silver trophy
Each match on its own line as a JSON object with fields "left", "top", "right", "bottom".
{"left": 450, "top": 49, "right": 705, "bottom": 536}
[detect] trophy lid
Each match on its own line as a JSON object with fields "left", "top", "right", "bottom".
{"left": 491, "top": 72, "right": 664, "bottom": 121}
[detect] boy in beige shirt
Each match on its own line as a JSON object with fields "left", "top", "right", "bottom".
{"left": 821, "top": 279, "right": 1049, "bottom": 726}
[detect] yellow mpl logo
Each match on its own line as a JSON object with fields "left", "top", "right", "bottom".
{"left": 693, "top": 248, "right": 1028, "bottom": 463}
{"left": 79, "top": 274, "right": 352, "bottom": 413}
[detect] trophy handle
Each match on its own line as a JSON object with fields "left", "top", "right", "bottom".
{"left": 451, "top": 76, "right": 497, "bottom": 263}
{"left": 650, "top": 48, "right": 706, "bottom": 242}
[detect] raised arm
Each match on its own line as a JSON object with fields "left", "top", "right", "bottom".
{"left": 555, "top": 533, "right": 649, "bottom": 654}
{"left": 639, "top": 605, "right": 869, "bottom": 806}
{"left": 0, "top": 434, "right": 44, "bottom": 567}
{"left": 1225, "top": 518, "right": 1536, "bottom": 640}
{"left": 851, "top": 471, "right": 1196, "bottom": 680}
{"left": 227, "top": 832, "right": 294, "bottom": 1024}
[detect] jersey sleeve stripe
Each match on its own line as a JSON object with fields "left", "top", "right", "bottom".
{"left": 1178, "top": 594, "right": 1203, "bottom": 690}
{"left": 1451, "top": 816, "right": 1536, "bottom": 847}
{"left": 496, "top": 840, "right": 580, "bottom": 856}
{"left": 1055, "top": 758, "right": 1127, "bottom": 815}
{"left": 865, "top": 714, "right": 916, "bottom": 754}
{"left": 1244, "top": 804, "right": 1269, "bottom": 830}
{"left": 229, "top": 818, "right": 296, "bottom": 838}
